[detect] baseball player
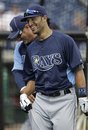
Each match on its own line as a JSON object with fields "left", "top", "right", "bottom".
{"left": 8, "top": 15, "right": 36, "bottom": 130}
{"left": 20, "top": 5, "right": 88, "bottom": 130}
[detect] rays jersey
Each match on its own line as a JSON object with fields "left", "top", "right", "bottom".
{"left": 24, "top": 31, "right": 83, "bottom": 93}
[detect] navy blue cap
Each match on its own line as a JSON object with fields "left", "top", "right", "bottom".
{"left": 8, "top": 15, "right": 27, "bottom": 39}
{"left": 21, "top": 5, "right": 47, "bottom": 22}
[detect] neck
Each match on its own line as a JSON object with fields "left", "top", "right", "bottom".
{"left": 24, "top": 35, "right": 37, "bottom": 45}
{"left": 38, "top": 25, "right": 53, "bottom": 41}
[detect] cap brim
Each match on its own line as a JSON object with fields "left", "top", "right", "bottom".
{"left": 21, "top": 14, "right": 39, "bottom": 22}
{"left": 8, "top": 31, "right": 20, "bottom": 40}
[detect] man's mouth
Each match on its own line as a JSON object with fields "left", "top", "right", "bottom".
{"left": 31, "top": 26, "right": 36, "bottom": 31}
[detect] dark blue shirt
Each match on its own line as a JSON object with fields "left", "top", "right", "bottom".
{"left": 24, "top": 31, "right": 83, "bottom": 93}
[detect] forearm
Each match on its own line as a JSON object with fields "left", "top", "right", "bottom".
{"left": 75, "top": 68, "right": 87, "bottom": 97}
{"left": 12, "top": 70, "right": 25, "bottom": 90}
{"left": 75, "top": 69, "right": 88, "bottom": 114}
{"left": 20, "top": 80, "right": 35, "bottom": 96}
{"left": 75, "top": 69, "right": 86, "bottom": 88}
{"left": 20, "top": 80, "right": 35, "bottom": 113}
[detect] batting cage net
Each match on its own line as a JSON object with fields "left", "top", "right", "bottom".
{"left": 0, "top": 0, "right": 88, "bottom": 130}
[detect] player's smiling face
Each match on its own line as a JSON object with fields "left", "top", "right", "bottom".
{"left": 27, "top": 16, "right": 45, "bottom": 34}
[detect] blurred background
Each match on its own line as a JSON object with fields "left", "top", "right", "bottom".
{"left": 0, "top": 0, "right": 88, "bottom": 130}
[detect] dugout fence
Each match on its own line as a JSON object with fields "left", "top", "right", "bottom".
{"left": 0, "top": 31, "right": 88, "bottom": 130}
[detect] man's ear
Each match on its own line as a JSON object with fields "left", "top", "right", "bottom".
{"left": 43, "top": 15, "right": 48, "bottom": 21}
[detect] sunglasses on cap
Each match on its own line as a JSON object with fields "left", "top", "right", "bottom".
{"left": 24, "top": 9, "right": 43, "bottom": 17}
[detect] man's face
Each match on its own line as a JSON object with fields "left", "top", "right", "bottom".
{"left": 27, "top": 16, "right": 45, "bottom": 34}
{"left": 20, "top": 24, "right": 35, "bottom": 43}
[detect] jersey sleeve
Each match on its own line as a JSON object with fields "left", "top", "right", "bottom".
{"left": 23, "top": 51, "right": 35, "bottom": 84}
{"left": 12, "top": 70, "right": 26, "bottom": 90}
{"left": 65, "top": 35, "right": 83, "bottom": 70}
{"left": 12, "top": 43, "right": 23, "bottom": 71}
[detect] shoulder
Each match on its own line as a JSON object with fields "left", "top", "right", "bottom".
{"left": 14, "top": 41, "right": 24, "bottom": 56}
{"left": 27, "top": 39, "right": 38, "bottom": 50}
{"left": 15, "top": 41, "right": 23, "bottom": 50}
{"left": 54, "top": 30, "right": 75, "bottom": 44}
{"left": 19, "top": 42, "right": 26, "bottom": 50}
{"left": 53, "top": 30, "right": 73, "bottom": 40}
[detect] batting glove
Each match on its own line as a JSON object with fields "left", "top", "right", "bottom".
{"left": 20, "top": 93, "right": 32, "bottom": 113}
{"left": 78, "top": 97, "right": 88, "bottom": 114}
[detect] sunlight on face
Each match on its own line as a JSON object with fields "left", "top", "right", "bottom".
{"left": 27, "top": 16, "right": 45, "bottom": 34}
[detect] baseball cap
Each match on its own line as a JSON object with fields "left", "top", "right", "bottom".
{"left": 21, "top": 5, "right": 47, "bottom": 22}
{"left": 8, "top": 15, "right": 27, "bottom": 39}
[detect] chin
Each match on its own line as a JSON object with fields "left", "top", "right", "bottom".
{"left": 32, "top": 28, "right": 38, "bottom": 34}
{"left": 33, "top": 31, "right": 37, "bottom": 35}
